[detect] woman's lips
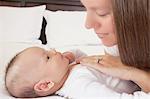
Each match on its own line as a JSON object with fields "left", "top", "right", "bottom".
{"left": 96, "top": 33, "right": 109, "bottom": 38}
{"left": 96, "top": 32, "right": 109, "bottom": 35}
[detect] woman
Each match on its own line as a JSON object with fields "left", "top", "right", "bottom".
{"left": 79, "top": 0, "right": 150, "bottom": 93}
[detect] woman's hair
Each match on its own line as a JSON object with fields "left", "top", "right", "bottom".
{"left": 112, "top": 0, "right": 150, "bottom": 69}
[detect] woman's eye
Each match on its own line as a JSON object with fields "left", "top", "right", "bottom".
{"left": 96, "top": 11, "right": 110, "bottom": 17}
{"left": 98, "top": 14, "right": 107, "bottom": 17}
{"left": 97, "top": 13, "right": 108, "bottom": 17}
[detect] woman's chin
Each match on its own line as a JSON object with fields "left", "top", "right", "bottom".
{"left": 102, "top": 41, "right": 117, "bottom": 47}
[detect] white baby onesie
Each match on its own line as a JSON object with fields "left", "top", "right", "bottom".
{"left": 56, "top": 48, "right": 140, "bottom": 98}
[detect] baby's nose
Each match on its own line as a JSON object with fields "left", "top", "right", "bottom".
{"left": 47, "top": 49, "right": 57, "bottom": 56}
{"left": 50, "top": 49, "right": 57, "bottom": 54}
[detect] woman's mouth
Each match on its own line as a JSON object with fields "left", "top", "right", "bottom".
{"left": 96, "top": 33, "right": 109, "bottom": 38}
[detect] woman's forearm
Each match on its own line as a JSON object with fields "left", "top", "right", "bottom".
{"left": 129, "top": 68, "right": 150, "bottom": 92}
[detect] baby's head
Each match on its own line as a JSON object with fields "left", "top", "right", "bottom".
{"left": 5, "top": 47, "right": 74, "bottom": 98}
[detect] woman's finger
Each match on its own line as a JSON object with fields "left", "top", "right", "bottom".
{"left": 77, "top": 55, "right": 104, "bottom": 63}
{"left": 80, "top": 60, "right": 104, "bottom": 71}
{"left": 80, "top": 57, "right": 110, "bottom": 68}
{"left": 80, "top": 57, "right": 98, "bottom": 63}
{"left": 88, "top": 55, "right": 104, "bottom": 59}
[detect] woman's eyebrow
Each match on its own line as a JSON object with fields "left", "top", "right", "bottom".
{"left": 95, "top": 7, "right": 111, "bottom": 11}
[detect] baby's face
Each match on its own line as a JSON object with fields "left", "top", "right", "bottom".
{"left": 17, "top": 47, "right": 70, "bottom": 84}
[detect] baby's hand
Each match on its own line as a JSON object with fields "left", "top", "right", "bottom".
{"left": 62, "top": 52, "right": 75, "bottom": 64}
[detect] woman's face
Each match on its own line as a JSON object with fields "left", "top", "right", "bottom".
{"left": 81, "top": 0, "right": 117, "bottom": 47}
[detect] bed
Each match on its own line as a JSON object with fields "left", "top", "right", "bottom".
{"left": 0, "top": 0, "right": 150, "bottom": 99}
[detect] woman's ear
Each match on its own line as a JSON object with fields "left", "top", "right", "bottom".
{"left": 34, "top": 79, "right": 54, "bottom": 93}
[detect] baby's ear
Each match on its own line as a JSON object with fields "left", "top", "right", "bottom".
{"left": 34, "top": 79, "right": 54, "bottom": 93}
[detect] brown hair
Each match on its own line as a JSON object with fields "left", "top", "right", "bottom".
{"left": 112, "top": 0, "right": 150, "bottom": 70}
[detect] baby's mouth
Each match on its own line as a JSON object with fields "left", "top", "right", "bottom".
{"left": 63, "top": 54, "right": 75, "bottom": 64}
{"left": 64, "top": 55, "right": 72, "bottom": 64}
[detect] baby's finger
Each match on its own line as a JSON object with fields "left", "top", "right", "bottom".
{"left": 75, "top": 56, "right": 87, "bottom": 63}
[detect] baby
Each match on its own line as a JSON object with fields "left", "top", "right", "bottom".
{"left": 5, "top": 47, "right": 140, "bottom": 98}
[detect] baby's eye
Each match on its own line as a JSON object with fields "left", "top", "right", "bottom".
{"left": 47, "top": 56, "right": 50, "bottom": 59}
{"left": 45, "top": 55, "right": 50, "bottom": 62}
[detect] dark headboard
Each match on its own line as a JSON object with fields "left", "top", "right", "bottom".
{"left": 0, "top": 0, "right": 85, "bottom": 44}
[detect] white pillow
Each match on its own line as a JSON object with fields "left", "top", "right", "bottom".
{"left": 44, "top": 10, "right": 101, "bottom": 48}
{"left": 0, "top": 5, "right": 46, "bottom": 43}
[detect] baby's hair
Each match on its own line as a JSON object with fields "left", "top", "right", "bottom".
{"left": 5, "top": 53, "right": 19, "bottom": 93}
{"left": 5, "top": 50, "right": 38, "bottom": 98}
{"left": 17, "top": 86, "right": 37, "bottom": 98}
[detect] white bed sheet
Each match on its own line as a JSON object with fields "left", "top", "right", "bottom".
{"left": 1, "top": 44, "right": 150, "bottom": 99}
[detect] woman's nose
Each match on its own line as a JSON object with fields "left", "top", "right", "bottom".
{"left": 85, "top": 12, "right": 95, "bottom": 29}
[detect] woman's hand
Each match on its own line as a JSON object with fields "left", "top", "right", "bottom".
{"left": 78, "top": 54, "right": 150, "bottom": 92}
{"left": 78, "top": 54, "right": 136, "bottom": 80}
